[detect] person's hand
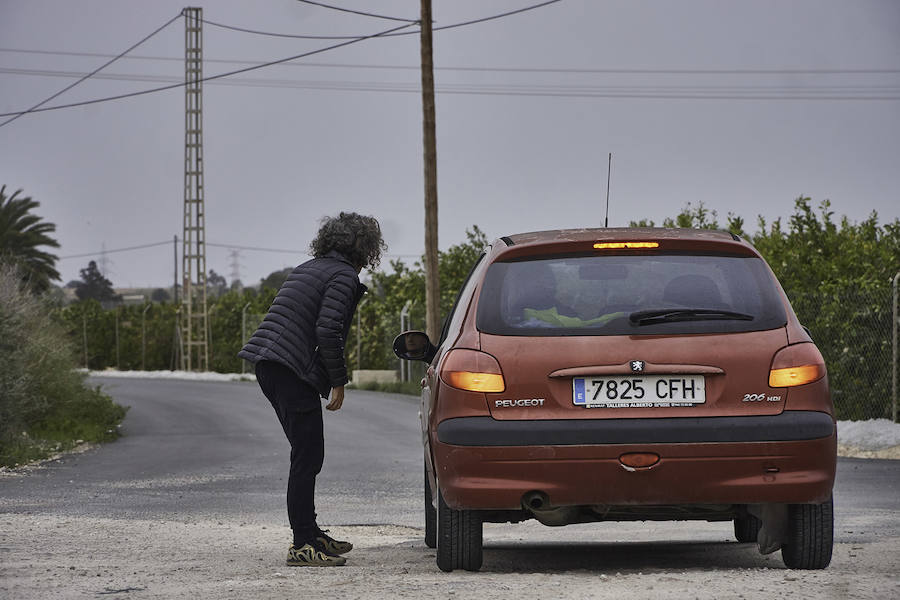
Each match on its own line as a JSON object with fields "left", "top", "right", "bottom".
{"left": 326, "top": 385, "right": 345, "bottom": 411}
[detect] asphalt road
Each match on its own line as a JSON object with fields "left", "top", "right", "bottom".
{"left": 2, "top": 376, "right": 898, "bottom": 523}
{"left": 2, "top": 377, "right": 899, "bottom": 599}
{"left": 0, "top": 377, "right": 422, "bottom": 527}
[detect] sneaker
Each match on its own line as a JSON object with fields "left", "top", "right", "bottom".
{"left": 285, "top": 541, "right": 347, "bottom": 567}
{"left": 316, "top": 528, "right": 353, "bottom": 555}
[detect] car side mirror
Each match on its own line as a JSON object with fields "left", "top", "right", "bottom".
{"left": 393, "top": 331, "right": 437, "bottom": 363}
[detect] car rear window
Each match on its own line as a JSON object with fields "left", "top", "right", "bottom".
{"left": 476, "top": 253, "right": 787, "bottom": 336}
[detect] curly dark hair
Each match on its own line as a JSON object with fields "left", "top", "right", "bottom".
{"left": 310, "top": 212, "right": 387, "bottom": 269}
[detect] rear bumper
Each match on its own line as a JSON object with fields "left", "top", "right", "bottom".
{"left": 437, "top": 410, "right": 835, "bottom": 446}
{"left": 432, "top": 411, "right": 836, "bottom": 510}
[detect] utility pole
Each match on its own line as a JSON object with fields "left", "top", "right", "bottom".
{"left": 181, "top": 7, "right": 209, "bottom": 371}
{"left": 420, "top": 0, "right": 440, "bottom": 341}
{"left": 173, "top": 234, "right": 178, "bottom": 305}
{"left": 173, "top": 234, "right": 180, "bottom": 369}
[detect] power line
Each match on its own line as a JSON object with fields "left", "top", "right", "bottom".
{"left": 209, "top": 242, "right": 420, "bottom": 259}
{"left": 207, "top": 1, "right": 563, "bottom": 40}
{"left": 200, "top": 17, "right": 407, "bottom": 40}
{"left": 295, "top": 0, "right": 416, "bottom": 23}
{"left": 59, "top": 240, "right": 173, "bottom": 260}
{"left": 208, "top": 243, "right": 419, "bottom": 259}
{"left": 203, "top": 0, "right": 562, "bottom": 40}
{"left": 202, "top": 2, "right": 561, "bottom": 40}
{"left": 8, "top": 66, "right": 899, "bottom": 92}
{"left": 206, "top": 242, "right": 305, "bottom": 254}
{"left": 0, "top": 12, "right": 183, "bottom": 129}
{"left": 0, "top": 21, "right": 416, "bottom": 119}
{"left": 4, "top": 47, "right": 899, "bottom": 76}
{"left": 422, "top": 66, "right": 900, "bottom": 76}
{"left": 6, "top": 66, "right": 899, "bottom": 100}
{"left": 0, "top": 0, "right": 566, "bottom": 120}
{"left": 428, "top": 0, "right": 563, "bottom": 34}
{"left": 60, "top": 239, "right": 419, "bottom": 260}
{"left": 16, "top": 0, "right": 897, "bottom": 119}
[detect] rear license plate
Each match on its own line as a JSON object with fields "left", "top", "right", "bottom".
{"left": 573, "top": 376, "right": 706, "bottom": 408}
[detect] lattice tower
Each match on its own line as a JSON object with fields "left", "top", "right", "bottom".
{"left": 228, "top": 248, "right": 242, "bottom": 284}
{"left": 180, "top": 7, "right": 208, "bottom": 371}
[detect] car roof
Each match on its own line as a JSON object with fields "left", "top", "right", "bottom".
{"left": 502, "top": 227, "right": 739, "bottom": 246}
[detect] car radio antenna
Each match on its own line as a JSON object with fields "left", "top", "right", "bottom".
{"left": 605, "top": 152, "right": 612, "bottom": 227}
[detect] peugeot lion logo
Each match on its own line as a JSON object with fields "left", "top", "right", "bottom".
{"left": 630, "top": 360, "right": 645, "bottom": 372}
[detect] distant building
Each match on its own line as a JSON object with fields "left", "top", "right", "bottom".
{"left": 120, "top": 294, "right": 146, "bottom": 305}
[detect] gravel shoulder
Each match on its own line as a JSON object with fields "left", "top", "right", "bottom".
{"left": 2, "top": 515, "right": 899, "bottom": 600}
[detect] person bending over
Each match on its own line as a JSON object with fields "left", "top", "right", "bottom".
{"left": 239, "top": 212, "right": 386, "bottom": 567}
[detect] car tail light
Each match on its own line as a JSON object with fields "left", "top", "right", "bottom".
{"left": 441, "top": 349, "right": 505, "bottom": 393}
{"left": 768, "top": 343, "right": 827, "bottom": 388}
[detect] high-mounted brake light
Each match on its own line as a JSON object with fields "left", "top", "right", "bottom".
{"left": 441, "top": 349, "right": 505, "bottom": 393}
{"left": 768, "top": 343, "right": 827, "bottom": 388}
{"left": 593, "top": 242, "right": 659, "bottom": 250}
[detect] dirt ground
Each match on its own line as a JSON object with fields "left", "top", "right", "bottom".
{"left": 2, "top": 437, "right": 897, "bottom": 600}
{"left": 2, "top": 513, "right": 899, "bottom": 600}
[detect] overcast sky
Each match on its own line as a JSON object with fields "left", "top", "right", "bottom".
{"left": 1, "top": 0, "right": 898, "bottom": 288}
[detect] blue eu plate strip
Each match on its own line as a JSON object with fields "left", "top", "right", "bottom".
{"left": 573, "top": 378, "right": 586, "bottom": 404}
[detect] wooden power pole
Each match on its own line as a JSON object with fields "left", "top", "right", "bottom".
{"left": 420, "top": 0, "right": 440, "bottom": 341}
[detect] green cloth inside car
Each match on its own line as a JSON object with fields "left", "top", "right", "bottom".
{"left": 523, "top": 307, "right": 625, "bottom": 328}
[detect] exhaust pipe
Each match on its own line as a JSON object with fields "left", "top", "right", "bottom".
{"left": 522, "top": 490, "right": 550, "bottom": 511}
{"left": 521, "top": 491, "right": 579, "bottom": 527}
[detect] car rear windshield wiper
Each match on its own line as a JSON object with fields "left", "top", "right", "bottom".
{"left": 629, "top": 308, "right": 755, "bottom": 326}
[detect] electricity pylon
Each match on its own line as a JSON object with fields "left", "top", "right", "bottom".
{"left": 181, "top": 6, "right": 208, "bottom": 371}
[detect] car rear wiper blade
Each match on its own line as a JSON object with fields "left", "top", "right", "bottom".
{"left": 629, "top": 308, "right": 755, "bottom": 326}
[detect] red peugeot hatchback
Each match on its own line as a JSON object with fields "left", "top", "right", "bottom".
{"left": 395, "top": 228, "right": 835, "bottom": 572}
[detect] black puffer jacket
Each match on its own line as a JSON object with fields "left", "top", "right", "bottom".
{"left": 238, "top": 251, "right": 366, "bottom": 397}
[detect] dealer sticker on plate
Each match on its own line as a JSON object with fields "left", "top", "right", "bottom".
{"left": 573, "top": 375, "right": 706, "bottom": 408}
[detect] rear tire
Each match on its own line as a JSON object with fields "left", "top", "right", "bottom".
{"left": 781, "top": 496, "right": 833, "bottom": 570}
{"left": 436, "top": 488, "right": 483, "bottom": 572}
{"left": 424, "top": 464, "right": 437, "bottom": 549}
{"left": 734, "top": 513, "right": 762, "bottom": 543}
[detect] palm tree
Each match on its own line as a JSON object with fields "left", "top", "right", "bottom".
{"left": 0, "top": 185, "right": 60, "bottom": 292}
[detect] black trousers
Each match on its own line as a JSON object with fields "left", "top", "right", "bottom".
{"left": 255, "top": 360, "right": 324, "bottom": 545}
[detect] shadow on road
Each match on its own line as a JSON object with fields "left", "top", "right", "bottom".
{"left": 475, "top": 540, "right": 781, "bottom": 573}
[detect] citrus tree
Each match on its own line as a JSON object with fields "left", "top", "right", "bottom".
{"left": 640, "top": 197, "right": 899, "bottom": 419}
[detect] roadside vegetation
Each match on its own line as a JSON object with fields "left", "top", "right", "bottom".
{"left": 634, "top": 197, "right": 899, "bottom": 420}
{"left": 22, "top": 187, "right": 898, "bottom": 422}
{"left": 0, "top": 187, "right": 127, "bottom": 467}
{"left": 0, "top": 263, "right": 127, "bottom": 467}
